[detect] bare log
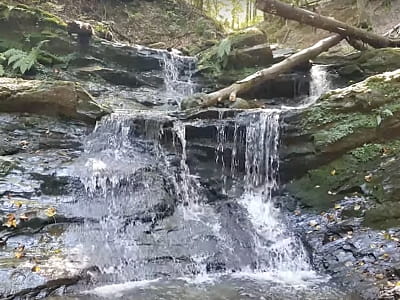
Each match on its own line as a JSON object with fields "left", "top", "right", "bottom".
{"left": 201, "top": 34, "right": 343, "bottom": 107}
{"left": 255, "top": 0, "right": 400, "bottom": 48}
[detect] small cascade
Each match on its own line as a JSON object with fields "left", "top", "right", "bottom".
{"left": 215, "top": 110, "right": 227, "bottom": 194}
{"left": 308, "top": 64, "right": 331, "bottom": 103}
{"left": 234, "top": 109, "right": 313, "bottom": 274}
{"left": 172, "top": 120, "right": 202, "bottom": 207}
{"left": 69, "top": 112, "right": 175, "bottom": 282}
{"left": 161, "top": 52, "right": 197, "bottom": 106}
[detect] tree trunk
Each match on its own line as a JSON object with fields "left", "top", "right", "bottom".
{"left": 255, "top": 0, "right": 400, "bottom": 48}
{"left": 201, "top": 34, "right": 343, "bottom": 107}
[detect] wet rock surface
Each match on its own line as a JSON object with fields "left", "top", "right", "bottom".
{"left": 0, "top": 78, "right": 110, "bottom": 122}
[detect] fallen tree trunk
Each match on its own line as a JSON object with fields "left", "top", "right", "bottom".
{"left": 201, "top": 34, "right": 343, "bottom": 107}
{"left": 255, "top": 0, "right": 400, "bottom": 48}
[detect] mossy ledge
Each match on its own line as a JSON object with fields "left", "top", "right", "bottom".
{"left": 283, "top": 69, "right": 400, "bottom": 229}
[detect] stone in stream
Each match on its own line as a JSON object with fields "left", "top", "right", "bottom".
{"left": 0, "top": 78, "right": 110, "bottom": 123}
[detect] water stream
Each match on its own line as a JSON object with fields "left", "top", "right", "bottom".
{"left": 61, "top": 60, "right": 349, "bottom": 299}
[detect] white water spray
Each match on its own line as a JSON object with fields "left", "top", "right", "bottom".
{"left": 235, "top": 110, "right": 314, "bottom": 275}
{"left": 161, "top": 52, "right": 196, "bottom": 107}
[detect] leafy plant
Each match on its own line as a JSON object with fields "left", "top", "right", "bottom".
{"left": 0, "top": 40, "right": 49, "bottom": 76}
{"left": 216, "top": 38, "right": 231, "bottom": 69}
{"left": 0, "top": 53, "right": 4, "bottom": 76}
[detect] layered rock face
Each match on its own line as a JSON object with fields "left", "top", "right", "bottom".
{"left": 0, "top": 78, "right": 110, "bottom": 122}
{"left": 282, "top": 69, "right": 400, "bottom": 227}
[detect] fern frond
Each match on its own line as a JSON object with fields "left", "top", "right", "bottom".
{"left": 0, "top": 40, "right": 50, "bottom": 75}
{"left": 217, "top": 38, "right": 231, "bottom": 59}
{"left": 7, "top": 52, "right": 26, "bottom": 65}
{"left": 12, "top": 51, "right": 36, "bottom": 74}
{"left": 3, "top": 48, "right": 25, "bottom": 58}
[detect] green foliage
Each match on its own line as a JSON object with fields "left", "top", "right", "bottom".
{"left": 0, "top": 40, "right": 48, "bottom": 75}
{"left": 216, "top": 38, "right": 231, "bottom": 69}
{"left": 351, "top": 144, "right": 382, "bottom": 162}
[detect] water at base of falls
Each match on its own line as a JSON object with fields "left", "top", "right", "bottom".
{"left": 62, "top": 63, "right": 352, "bottom": 299}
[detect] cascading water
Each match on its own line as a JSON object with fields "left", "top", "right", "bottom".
{"left": 61, "top": 54, "right": 350, "bottom": 299}
{"left": 235, "top": 110, "right": 312, "bottom": 274}
{"left": 161, "top": 51, "right": 197, "bottom": 106}
{"left": 308, "top": 64, "right": 331, "bottom": 105}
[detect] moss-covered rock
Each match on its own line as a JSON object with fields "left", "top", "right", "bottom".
{"left": 315, "top": 48, "right": 400, "bottom": 82}
{"left": 282, "top": 69, "right": 400, "bottom": 179}
{"left": 0, "top": 3, "right": 72, "bottom": 55}
{"left": 286, "top": 140, "right": 400, "bottom": 210}
{"left": 197, "top": 28, "right": 273, "bottom": 82}
{"left": 283, "top": 69, "right": 400, "bottom": 228}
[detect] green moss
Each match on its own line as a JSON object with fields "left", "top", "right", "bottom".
{"left": 288, "top": 138, "right": 400, "bottom": 212}
{"left": 312, "top": 114, "right": 376, "bottom": 147}
{"left": 350, "top": 143, "right": 382, "bottom": 162}
{"left": 303, "top": 70, "right": 400, "bottom": 147}
{"left": 357, "top": 48, "right": 400, "bottom": 74}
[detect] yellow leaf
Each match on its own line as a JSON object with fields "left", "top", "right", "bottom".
{"left": 380, "top": 253, "right": 390, "bottom": 260}
{"left": 334, "top": 204, "right": 342, "bottom": 210}
{"left": 364, "top": 174, "right": 373, "bottom": 182}
{"left": 383, "top": 232, "right": 392, "bottom": 240}
{"left": 45, "top": 207, "right": 57, "bottom": 218}
{"left": 14, "top": 201, "right": 23, "bottom": 208}
{"left": 3, "top": 214, "right": 17, "bottom": 228}
{"left": 14, "top": 245, "right": 25, "bottom": 259}
{"left": 31, "top": 265, "right": 41, "bottom": 272}
{"left": 354, "top": 204, "right": 361, "bottom": 211}
{"left": 330, "top": 169, "right": 336, "bottom": 176}
{"left": 396, "top": 281, "right": 400, "bottom": 287}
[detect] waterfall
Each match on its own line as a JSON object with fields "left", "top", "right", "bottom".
{"left": 308, "top": 64, "right": 331, "bottom": 103}
{"left": 235, "top": 110, "right": 313, "bottom": 274}
{"left": 66, "top": 51, "right": 337, "bottom": 299}
{"left": 161, "top": 52, "right": 196, "bottom": 107}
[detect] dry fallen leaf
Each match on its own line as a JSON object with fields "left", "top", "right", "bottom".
{"left": 14, "top": 201, "right": 23, "bottom": 209}
{"left": 354, "top": 204, "right": 361, "bottom": 211}
{"left": 330, "top": 169, "right": 336, "bottom": 176}
{"left": 3, "top": 213, "right": 17, "bottom": 228}
{"left": 309, "top": 220, "right": 318, "bottom": 227}
{"left": 380, "top": 253, "right": 390, "bottom": 260}
{"left": 334, "top": 204, "right": 342, "bottom": 210}
{"left": 31, "top": 265, "right": 41, "bottom": 272}
{"left": 375, "top": 273, "right": 385, "bottom": 280}
{"left": 364, "top": 174, "right": 373, "bottom": 182}
{"left": 45, "top": 207, "right": 57, "bottom": 218}
{"left": 15, "top": 245, "right": 25, "bottom": 259}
